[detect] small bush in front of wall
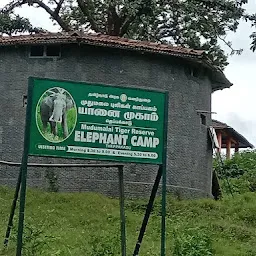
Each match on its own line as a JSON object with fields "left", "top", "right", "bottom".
{"left": 173, "top": 227, "right": 214, "bottom": 256}
{"left": 214, "top": 150, "right": 256, "bottom": 195}
{"left": 45, "top": 169, "right": 59, "bottom": 192}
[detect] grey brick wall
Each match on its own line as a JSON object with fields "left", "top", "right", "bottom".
{"left": 0, "top": 44, "right": 213, "bottom": 198}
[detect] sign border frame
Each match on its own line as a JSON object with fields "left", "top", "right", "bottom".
{"left": 28, "top": 77, "right": 168, "bottom": 165}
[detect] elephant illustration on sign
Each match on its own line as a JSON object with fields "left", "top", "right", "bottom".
{"left": 39, "top": 87, "right": 74, "bottom": 140}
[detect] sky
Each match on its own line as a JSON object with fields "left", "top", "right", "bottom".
{"left": 0, "top": 1, "right": 256, "bottom": 147}
{"left": 212, "top": 1, "right": 256, "bottom": 147}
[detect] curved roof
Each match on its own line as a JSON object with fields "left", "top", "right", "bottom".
{"left": 0, "top": 32, "right": 232, "bottom": 90}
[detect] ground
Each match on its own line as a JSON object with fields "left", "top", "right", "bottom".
{"left": 0, "top": 186, "right": 256, "bottom": 255}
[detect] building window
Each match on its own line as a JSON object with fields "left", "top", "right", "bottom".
{"left": 23, "top": 95, "right": 27, "bottom": 107}
{"left": 200, "top": 114, "right": 206, "bottom": 125}
{"left": 29, "top": 45, "right": 61, "bottom": 58}
{"left": 46, "top": 45, "right": 61, "bottom": 57}
{"left": 191, "top": 67, "right": 200, "bottom": 78}
{"left": 30, "top": 45, "right": 44, "bottom": 57}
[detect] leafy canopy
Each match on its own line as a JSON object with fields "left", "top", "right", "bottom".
{"left": 0, "top": 12, "right": 37, "bottom": 35}
{"left": 0, "top": 0, "right": 255, "bottom": 69}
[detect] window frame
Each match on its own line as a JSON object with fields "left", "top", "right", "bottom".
{"left": 29, "top": 44, "right": 61, "bottom": 58}
{"left": 200, "top": 114, "right": 207, "bottom": 126}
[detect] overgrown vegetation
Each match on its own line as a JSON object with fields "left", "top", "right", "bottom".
{"left": 0, "top": 12, "right": 41, "bottom": 35}
{"left": 1, "top": 185, "right": 256, "bottom": 255}
{"left": 0, "top": 151, "right": 255, "bottom": 255}
{"left": 45, "top": 170, "right": 59, "bottom": 192}
{"left": 214, "top": 150, "right": 256, "bottom": 195}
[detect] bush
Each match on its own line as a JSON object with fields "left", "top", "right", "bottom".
{"left": 173, "top": 227, "right": 214, "bottom": 256}
{"left": 214, "top": 151, "right": 256, "bottom": 194}
{"left": 221, "top": 169, "right": 256, "bottom": 194}
{"left": 89, "top": 234, "right": 120, "bottom": 256}
{"left": 10, "top": 221, "right": 57, "bottom": 256}
{"left": 214, "top": 151, "right": 256, "bottom": 179}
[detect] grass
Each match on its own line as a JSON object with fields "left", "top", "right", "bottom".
{"left": 1, "top": 187, "right": 256, "bottom": 255}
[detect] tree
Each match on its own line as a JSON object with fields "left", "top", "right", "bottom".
{"left": 0, "top": 0, "right": 251, "bottom": 69}
{"left": 0, "top": 12, "right": 38, "bottom": 35}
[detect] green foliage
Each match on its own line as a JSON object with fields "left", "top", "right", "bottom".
{"left": 1, "top": 187, "right": 256, "bottom": 255}
{"left": 1, "top": 0, "right": 252, "bottom": 69}
{"left": 214, "top": 150, "right": 256, "bottom": 194}
{"left": 5, "top": 216, "right": 58, "bottom": 256}
{"left": 67, "top": 108, "right": 77, "bottom": 132}
{"left": 218, "top": 151, "right": 256, "bottom": 175}
{"left": 22, "top": 223, "right": 57, "bottom": 256}
{"left": 173, "top": 227, "right": 214, "bottom": 256}
{"left": 0, "top": 12, "right": 40, "bottom": 35}
{"left": 89, "top": 234, "right": 120, "bottom": 255}
{"left": 221, "top": 169, "right": 256, "bottom": 194}
{"left": 45, "top": 170, "right": 59, "bottom": 192}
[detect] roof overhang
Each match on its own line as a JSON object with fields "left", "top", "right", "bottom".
{"left": 212, "top": 120, "right": 254, "bottom": 149}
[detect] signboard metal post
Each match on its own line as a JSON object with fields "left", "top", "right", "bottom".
{"left": 161, "top": 92, "right": 169, "bottom": 256}
{"left": 118, "top": 166, "right": 126, "bottom": 256}
{"left": 132, "top": 166, "right": 163, "bottom": 256}
{"left": 4, "top": 168, "right": 22, "bottom": 246}
{"left": 16, "top": 82, "right": 33, "bottom": 256}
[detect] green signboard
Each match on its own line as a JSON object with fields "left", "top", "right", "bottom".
{"left": 10, "top": 77, "right": 168, "bottom": 256}
{"left": 28, "top": 77, "right": 167, "bottom": 164}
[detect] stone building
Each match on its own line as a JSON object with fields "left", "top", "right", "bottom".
{"left": 0, "top": 32, "right": 232, "bottom": 198}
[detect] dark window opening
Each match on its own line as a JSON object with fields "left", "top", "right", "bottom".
{"left": 30, "top": 45, "right": 61, "bottom": 58}
{"left": 200, "top": 114, "right": 206, "bottom": 125}
{"left": 184, "top": 66, "right": 190, "bottom": 76}
{"left": 46, "top": 45, "right": 61, "bottom": 57}
{"left": 23, "top": 95, "right": 27, "bottom": 107}
{"left": 30, "top": 45, "right": 44, "bottom": 56}
{"left": 191, "top": 67, "right": 200, "bottom": 78}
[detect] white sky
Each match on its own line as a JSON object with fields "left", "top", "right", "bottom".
{"left": 1, "top": 1, "right": 256, "bottom": 146}
{"left": 213, "top": 1, "right": 256, "bottom": 147}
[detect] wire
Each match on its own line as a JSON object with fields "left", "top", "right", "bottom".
{"left": 0, "top": 160, "right": 124, "bottom": 168}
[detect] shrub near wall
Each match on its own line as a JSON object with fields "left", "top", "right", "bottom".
{"left": 214, "top": 150, "right": 256, "bottom": 194}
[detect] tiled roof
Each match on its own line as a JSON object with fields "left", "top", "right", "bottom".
{"left": 0, "top": 32, "right": 204, "bottom": 58}
{"left": 0, "top": 32, "right": 231, "bottom": 89}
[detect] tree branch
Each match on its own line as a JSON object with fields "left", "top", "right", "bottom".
{"left": 120, "top": 16, "right": 133, "bottom": 37}
{"left": 107, "top": 5, "right": 122, "bottom": 35}
{"left": 32, "top": 0, "right": 70, "bottom": 31}
{"left": 217, "top": 34, "right": 243, "bottom": 55}
{"left": 119, "top": 1, "right": 153, "bottom": 37}
{"left": 54, "top": 0, "right": 65, "bottom": 15}
{"left": 1, "top": 0, "right": 27, "bottom": 13}
{"left": 76, "top": 0, "right": 99, "bottom": 32}
{"left": 1, "top": 0, "right": 70, "bottom": 31}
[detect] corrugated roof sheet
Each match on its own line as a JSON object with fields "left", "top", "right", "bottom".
{"left": 0, "top": 32, "right": 231, "bottom": 88}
